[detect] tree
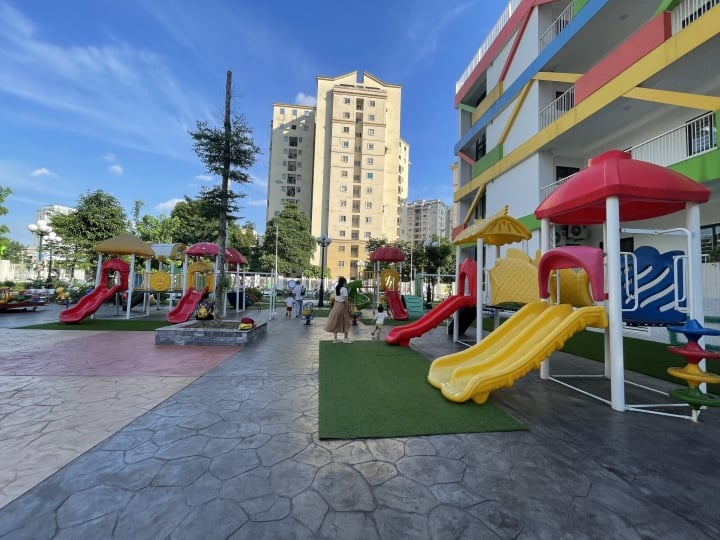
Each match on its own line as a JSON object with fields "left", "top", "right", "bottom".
{"left": 1, "top": 239, "right": 26, "bottom": 264}
{"left": 189, "top": 71, "right": 260, "bottom": 308}
{"left": 256, "top": 204, "right": 315, "bottom": 275}
{"left": 0, "top": 185, "right": 11, "bottom": 250}
{"left": 50, "top": 190, "right": 128, "bottom": 276}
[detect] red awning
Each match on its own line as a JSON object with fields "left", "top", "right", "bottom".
{"left": 369, "top": 245, "right": 405, "bottom": 262}
{"left": 535, "top": 150, "right": 710, "bottom": 225}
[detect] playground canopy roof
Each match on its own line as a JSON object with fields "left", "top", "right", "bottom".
{"left": 226, "top": 247, "right": 248, "bottom": 265}
{"left": 454, "top": 205, "right": 532, "bottom": 246}
{"left": 184, "top": 242, "right": 248, "bottom": 265}
{"left": 151, "top": 243, "right": 186, "bottom": 260}
{"left": 534, "top": 150, "right": 711, "bottom": 225}
{"left": 94, "top": 234, "right": 154, "bottom": 257}
{"left": 369, "top": 245, "right": 405, "bottom": 262}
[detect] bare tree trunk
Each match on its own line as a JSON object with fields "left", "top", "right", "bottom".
{"left": 215, "top": 70, "right": 232, "bottom": 322}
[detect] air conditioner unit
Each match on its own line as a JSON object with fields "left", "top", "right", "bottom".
{"left": 567, "top": 225, "right": 587, "bottom": 241}
{"left": 554, "top": 225, "right": 567, "bottom": 246}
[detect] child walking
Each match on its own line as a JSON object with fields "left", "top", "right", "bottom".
{"left": 370, "top": 305, "right": 387, "bottom": 340}
{"left": 285, "top": 295, "right": 294, "bottom": 318}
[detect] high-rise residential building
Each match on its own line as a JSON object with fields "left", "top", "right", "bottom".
{"left": 403, "top": 199, "right": 452, "bottom": 244}
{"left": 453, "top": 0, "right": 719, "bottom": 264}
{"left": 267, "top": 71, "right": 409, "bottom": 279}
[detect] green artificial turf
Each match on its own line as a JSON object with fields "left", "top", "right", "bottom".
{"left": 15, "top": 319, "right": 172, "bottom": 331}
{"left": 318, "top": 340, "right": 525, "bottom": 439}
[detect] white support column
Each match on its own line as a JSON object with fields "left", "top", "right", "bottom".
{"left": 126, "top": 254, "right": 136, "bottom": 320}
{"left": 603, "top": 222, "right": 611, "bottom": 378}
{"left": 606, "top": 196, "right": 625, "bottom": 411}
{"left": 686, "top": 203, "right": 707, "bottom": 382}
{"left": 476, "top": 238, "right": 484, "bottom": 343}
{"left": 540, "top": 218, "right": 551, "bottom": 379}
{"left": 453, "top": 245, "right": 461, "bottom": 342}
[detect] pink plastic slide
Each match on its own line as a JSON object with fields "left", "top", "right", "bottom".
{"left": 167, "top": 287, "right": 208, "bottom": 323}
{"left": 384, "top": 290, "right": 408, "bottom": 320}
{"left": 386, "top": 295, "right": 476, "bottom": 347}
{"left": 59, "top": 284, "right": 123, "bottom": 323}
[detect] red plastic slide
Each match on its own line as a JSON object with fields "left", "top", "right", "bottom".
{"left": 167, "top": 287, "right": 208, "bottom": 323}
{"left": 59, "top": 285, "right": 123, "bottom": 323}
{"left": 386, "top": 295, "right": 476, "bottom": 347}
{"left": 384, "top": 290, "right": 408, "bottom": 320}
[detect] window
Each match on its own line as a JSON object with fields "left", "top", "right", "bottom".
{"left": 686, "top": 114, "right": 717, "bottom": 156}
{"left": 350, "top": 246, "right": 359, "bottom": 257}
{"left": 368, "top": 114, "right": 375, "bottom": 121}
{"left": 354, "top": 160, "right": 361, "bottom": 166}
{"left": 351, "top": 232, "right": 359, "bottom": 240}
{"left": 339, "top": 230, "right": 346, "bottom": 237}
{"left": 367, "top": 158, "right": 374, "bottom": 165}
{"left": 343, "top": 97, "right": 351, "bottom": 104}
{"left": 367, "top": 143, "right": 374, "bottom": 150}
{"left": 365, "top": 216, "right": 372, "bottom": 224}
{"left": 342, "top": 126, "right": 350, "bottom": 133}
{"left": 304, "top": 110, "right": 310, "bottom": 116}
{"left": 292, "top": 109, "right": 297, "bottom": 116}
{"left": 343, "top": 112, "right": 350, "bottom": 119}
{"left": 341, "top": 141, "right": 349, "bottom": 148}
{"left": 340, "top": 185, "right": 347, "bottom": 192}
{"left": 366, "top": 172, "right": 374, "bottom": 180}
{"left": 368, "top": 128, "right": 375, "bottom": 136}
{"left": 366, "top": 187, "right": 373, "bottom": 194}
{"left": 353, "top": 175, "right": 360, "bottom": 181}
{"left": 279, "top": 108, "right": 285, "bottom": 115}
{"left": 338, "top": 260, "right": 345, "bottom": 267}
{"left": 339, "top": 215, "right": 347, "bottom": 222}
{"left": 287, "top": 175, "right": 296, "bottom": 184}
{"left": 369, "top": 100, "right": 375, "bottom": 107}
{"left": 286, "top": 186, "right": 295, "bottom": 196}
{"left": 556, "top": 166, "right": 579, "bottom": 182}
{"left": 700, "top": 223, "right": 720, "bottom": 261}
{"left": 341, "top": 170, "right": 348, "bottom": 177}
{"left": 304, "top": 125, "right": 309, "bottom": 131}
{"left": 364, "top": 231, "right": 371, "bottom": 239}
{"left": 291, "top": 124, "right": 297, "bottom": 130}
{"left": 365, "top": 202, "right": 372, "bottom": 209}
{"left": 340, "top": 200, "right": 347, "bottom": 207}
{"left": 341, "top": 155, "right": 349, "bottom": 163}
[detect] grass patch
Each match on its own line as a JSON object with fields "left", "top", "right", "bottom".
{"left": 318, "top": 340, "right": 524, "bottom": 439}
{"left": 15, "top": 319, "right": 172, "bottom": 331}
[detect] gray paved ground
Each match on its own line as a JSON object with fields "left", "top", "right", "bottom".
{"left": 1, "top": 306, "right": 719, "bottom": 539}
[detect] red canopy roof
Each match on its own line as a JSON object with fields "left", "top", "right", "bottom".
{"left": 369, "top": 245, "right": 405, "bottom": 262}
{"left": 535, "top": 150, "right": 710, "bottom": 225}
{"left": 185, "top": 242, "right": 247, "bottom": 265}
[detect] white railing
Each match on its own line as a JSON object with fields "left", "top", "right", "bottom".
{"left": 455, "top": 0, "right": 521, "bottom": 94}
{"left": 627, "top": 112, "right": 717, "bottom": 167}
{"left": 539, "top": 173, "right": 576, "bottom": 200}
{"left": 539, "top": 86, "right": 575, "bottom": 130}
{"left": 671, "top": 0, "right": 720, "bottom": 33}
{"left": 539, "top": 2, "right": 575, "bottom": 51}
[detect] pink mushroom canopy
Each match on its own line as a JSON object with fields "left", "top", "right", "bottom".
{"left": 535, "top": 150, "right": 711, "bottom": 225}
{"left": 184, "top": 242, "right": 248, "bottom": 265}
{"left": 369, "top": 245, "right": 406, "bottom": 262}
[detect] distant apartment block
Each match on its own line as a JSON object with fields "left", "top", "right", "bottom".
{"left": 267, "top": 71, "right": 409, "bottom": 279}
{"left": 403, "top": 199, "right": 452, "bottom": 244}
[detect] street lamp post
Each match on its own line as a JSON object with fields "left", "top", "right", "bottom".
{"left": 27, "top": 219, "right": 52, "bottom": 287}
{"left": 423, "top": 237, "right": 439, "bottom": 305}
{"left": 46, "top": 232, "right": 62, "bottom": 283}
{"left": 316, "top": 234, "right": 332, "bottom": 308}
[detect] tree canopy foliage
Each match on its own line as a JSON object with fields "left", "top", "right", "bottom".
{"left": 0, "top": 185, "right": 11, "bottom": 252}
{"left": 256, "top": 204, "right": 315, "bottom": 275}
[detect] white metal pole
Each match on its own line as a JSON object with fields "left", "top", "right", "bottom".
{"left": 540, "top": 218, "right": 551, "bottom": 380}
{"left": 606, "top": 196, "right": 625, "bottom": 411}
{"left": 686, "top": 203, "right": 707, "bottom": 383}
{"left": 476, "top": 237, "right": 484, "bottom": 343}
{"left": 453, "top": 244, "right": 461, "bottom": 342}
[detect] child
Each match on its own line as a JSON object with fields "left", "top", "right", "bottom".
{"left": 370, "top": 305, "right": 387, "bottom": 340}
{"left": 285, "top": 295, "right": 294, "bottom": 318}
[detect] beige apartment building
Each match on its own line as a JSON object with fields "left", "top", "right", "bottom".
{"left": 267, "top": 71, "right": 409, "bottom": 280}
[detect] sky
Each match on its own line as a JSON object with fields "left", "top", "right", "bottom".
{"left": 0, "top": 0, "right": 506, "bottom": 245}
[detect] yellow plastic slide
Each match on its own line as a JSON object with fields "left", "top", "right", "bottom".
{"left": 428, "top": 301, "right": 608, "bottom": 404}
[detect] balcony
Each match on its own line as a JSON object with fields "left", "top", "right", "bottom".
{"left": 671, "top": 0, "right": 720, "bottom": 33}
{"left": 627, "top": 112, "right": 717, "bottom": 167}
{"left": 455, "top": 0, "right": 521, "bottom": 94}
{"left": 539, "top": 86, "right": 575, "bottom": 130}
{"left": 539, "top": 2, "right": 574, "bottom": 52}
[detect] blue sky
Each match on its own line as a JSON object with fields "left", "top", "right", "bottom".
{"left": 1, "top": 0, "right": 505, "bottom": 244}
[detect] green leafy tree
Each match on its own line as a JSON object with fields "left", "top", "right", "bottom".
{"left": 188, "top": 71, "right": 260, "bottom": 306}
{"left": 1, "top": 239, "right": 26, "bottom": 263}
{"left": 0, "top": 185, "right": 11, "bottom": 249}
{"left": 257, "top": 204, "right": 315, "bottom": 275}
{"left": 50, "top": 190, "right": 128, "bottom": 276}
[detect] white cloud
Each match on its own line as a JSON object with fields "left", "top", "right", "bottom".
{"left": 108, "top": 164, "right": 123, "bottom": 176}
{"left": 294, "top": 92, "right": 316, "bottom": 106}
{"left": 155, "top": 198, "right": 183, "bottom": 214}
{"left": 194, "top": 174, "right": 213, "bottom": 181}
{"left": 30, "top": 167, "right": 55, "bottom": 177}
{"left": 102, "top": 152, "right": 116, "bottom": 162}
{"left": 247, "top": 198, "right": 266, "bottom": 207}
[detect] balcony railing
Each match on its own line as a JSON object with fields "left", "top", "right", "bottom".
{"left": 539, "top": 2, "right": 574, "bottom": 51}
{"left": 455, "top": 0, "right": 521, "bottom": 94}
{"left": 627, "top": 112, "right": 717, "bottom": 167}
{"left": 539, "top": 86, "right": 575, "bottom": 130}
{"left": 539, "top": 173, "right": 576, "bottom": 200}
{"left": 671, "top": 0, "right": 720, "bottom": 33}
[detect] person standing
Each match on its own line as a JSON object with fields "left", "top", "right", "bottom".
{"left": 324, "top": 276, "right": 352, "bottom": 343}
{"left": 293, "top": 281, "right": 303, "bottom": 318}
{"left": 285, "top": 295, "right": 294, "bottom": 318}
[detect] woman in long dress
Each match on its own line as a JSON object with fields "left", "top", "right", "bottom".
{"left": 324, "top": 276, "right": 353, "bottom": 343}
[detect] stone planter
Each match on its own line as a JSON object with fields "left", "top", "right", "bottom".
{"left": 155, "top": 319, "right": 267, "bottom": 346}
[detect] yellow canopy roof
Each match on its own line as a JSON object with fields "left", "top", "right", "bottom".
{"left": 94, "top": 234, "right": 155, "bottom": 256}
{"left": 454, "top": 206, "right": 532, "bottom": 246}
{"left": 151, "top": 243, "right": 187, "bottom": 260}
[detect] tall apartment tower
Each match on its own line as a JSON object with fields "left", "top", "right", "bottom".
{"left": 403, "top": 199, "right": 452, "bottom": 244}
{"left": 267, "top": 71, "right": 409, "bottom": 280}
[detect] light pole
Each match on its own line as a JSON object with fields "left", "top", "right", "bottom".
{"left": 423, "top": 237, "right": 439, "bottom": 305}
{"left": 27, "top": 219, "right": 52, "bottom": 286}
{"left": 316, "top": 234, "right": 332, "bottom": 308}
{"left": 46, "top": 232, "right": 62, "bottom": 283}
